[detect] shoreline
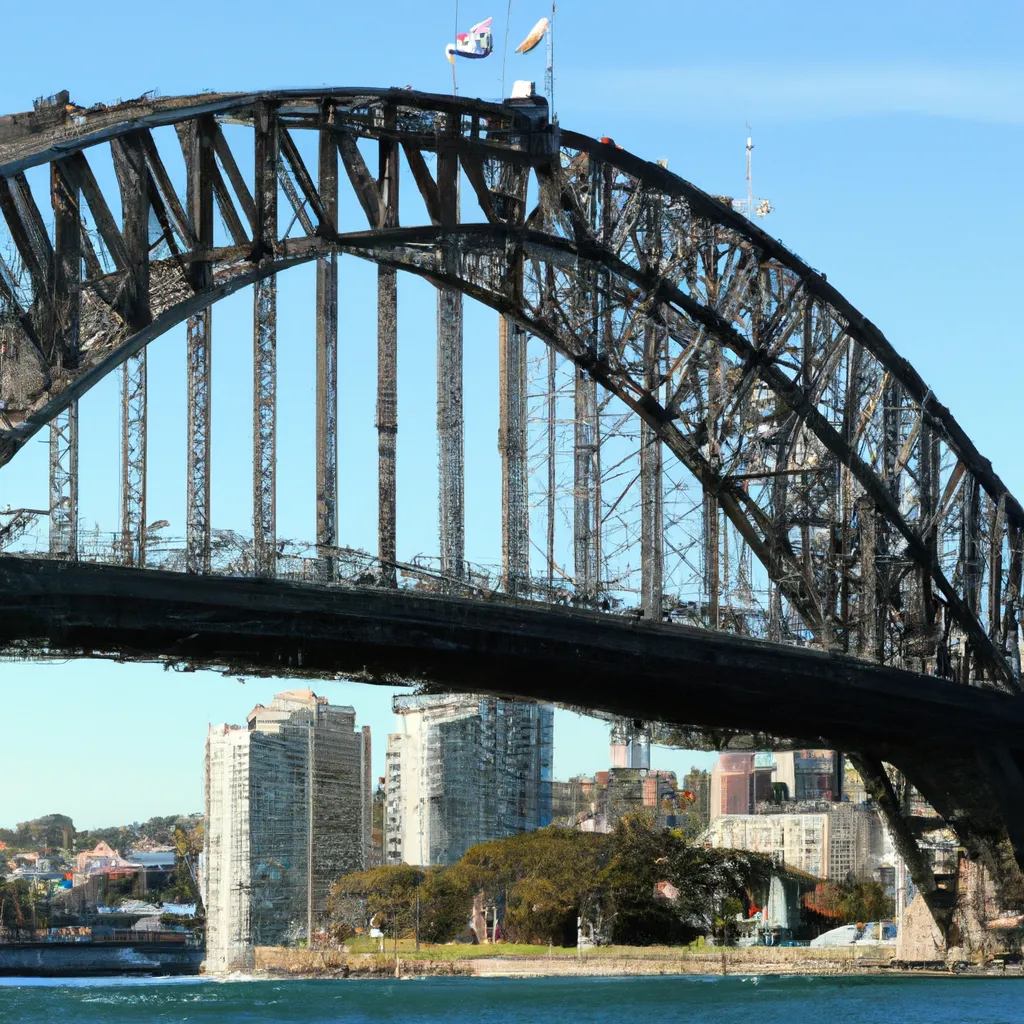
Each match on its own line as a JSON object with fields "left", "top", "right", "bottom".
{"left": 248, "top": 946, "right": 1024, "bottom": 980}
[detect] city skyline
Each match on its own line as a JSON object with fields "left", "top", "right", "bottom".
{"left": 0, "top": 667, "right": 718, "bottom": 829}
{"left": 2, "top": 1, "right": 1023, "bottom": 1000}
{"left": 2, "top": 1, "right": 1022, "bottom": 848}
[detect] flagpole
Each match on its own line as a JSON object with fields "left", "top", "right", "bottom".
{"left": 453, "top": 0, "right": 460, "bottom": 95}
{"left": 546, "top": 2, "right": 556, "bottom": 121}
{"left": 501, "top": 0, "right": 513, "bottom": 99}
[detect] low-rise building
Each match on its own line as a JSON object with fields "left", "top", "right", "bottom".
{"left": 703, "top": 802, "right": 893, "bottom": 881}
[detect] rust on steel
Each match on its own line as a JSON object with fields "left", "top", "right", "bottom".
{"left": 4, "top": 87, "right": 1024, "bottom": 914}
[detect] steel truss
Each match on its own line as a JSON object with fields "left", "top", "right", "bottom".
{"left": 0, "top": 88, "right": 1019, "bottom": 684}
{"left": 3, "top": 88, "right": 1024, "bottom": 920}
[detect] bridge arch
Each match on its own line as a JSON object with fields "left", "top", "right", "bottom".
{"left": 3, "top": 87, "right": 1024, "bottom": 934}
{"left": 1, "top": 89, "right": 1020, "bottom": 690}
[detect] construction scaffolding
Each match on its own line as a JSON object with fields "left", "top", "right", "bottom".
{"left": 386, "top": 694, "right": 553, "bottom": 867}
{"left": 204, "top": 690, "right": 370, "bottom": 972}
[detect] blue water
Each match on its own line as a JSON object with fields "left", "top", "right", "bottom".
{"left": 1, "top": 974, "right": 1023, "bottom": 1023}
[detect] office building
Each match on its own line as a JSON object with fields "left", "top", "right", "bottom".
{"left": 709, "top": 753, "right": 775, "bottom": 819}
{"left": 385, "top": 694, "right": 553, "bottom": 866}
{"left": 204, "top": 690, "right": 371, "bottom": 972}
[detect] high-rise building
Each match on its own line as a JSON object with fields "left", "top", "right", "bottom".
{"left": 772, "top": 750, "right": 840, "bottom": 803}
{"left": 709, "top": 753, "right": 774, "bottom": 819}
{"left": 703, "top": 802, "right": 893, "bottom": 881}
{"left": 385, "top": 694, "right": 553, "bottom": 866}
{"left": 204, "top": 690, "right": 371, "bottom": 972}
{"left": 609, "top": 719, "right": 651, "bottom": 769}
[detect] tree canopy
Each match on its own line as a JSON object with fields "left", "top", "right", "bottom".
{"left": 802, "top": 880, "right": 894, "bottom": 924}
{"left": 329, "top": 813, "right": 775, "bottom": 948}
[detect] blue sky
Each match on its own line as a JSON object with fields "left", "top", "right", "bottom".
{"left": 1, "top": 1, "right": 1022, "bottom": 828}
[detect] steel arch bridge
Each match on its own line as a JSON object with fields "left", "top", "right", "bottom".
{"left": 2, "top": 87, "right": 1024, "bottom": 933}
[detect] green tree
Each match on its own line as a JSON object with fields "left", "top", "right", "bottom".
{"left": 601, "top": 813, "right": 772, "bottom": 945}
{"left": 841, "top": 880, "right": 895, "bottom": 923}
{"left": 74, "top": 825, "right": 137, "bottom": 854}
{"left": 329, "top": 864, "right": 424, "bottom": 962}
{"left": 0, "top": 878, "right": 48, "bottom": 936}
{"left": 803, "top": 880, "right": 894, "bottom": 924}
{"left": 418, "top": 866, "right": 472, "bottom": 944}
{"left": 15, "top": 814, "right": 75, "bottom": 850}
{"left": 460, "top": 828, "right": 607, "bottom": 945}
{"left": 162, "top": 823, "right": 205, "bottom": 909}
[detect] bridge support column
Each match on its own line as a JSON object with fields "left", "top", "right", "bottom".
{"left": 120, "top": 352, "right": 147, "bottom": 566}
{"left": 849, "top": 753, "right": 953, "bottom": 937}
{"left": 917, "top": 419, "right": 940, "bottom": 673}
{"left": 252, "top": 103, "right": 279, "bottom": 579}
{"left": 186, "top": 311, "right": 211, "bottom": 574}
{"left": 960, "top": 476, "right": 982, "bottom": 682}
{"left": 47, "top": 159, "right": 80, "bottom": 560}
{"left": 316, "top": 116, "right": 339, "bottom": 574}
{"left": 437, "top": 288, "right": 464, "bottom": 586}
{"left": 253, "top": 277, "right": 276, "bottom": 577}
{"left": 703, "top": 489, "right": 719, "bottom": 628}
{"left": 857, "top": 495, "right": 880, "bottom": 660}
{"left": 545, "top": 339, "right": 557, "bottom": 589}
{"left": 640, "top": 358, "right": 663, "bottom": 620}
{"left": 184, "top": 116, "right": 215, "bottom": 575}
{"left": 499, "top": 316, "right": 529, "bottom": 595}
{"left": 436, "top": 114, "right": 464, "bottom": 587}
{"left": 976, "top": 745, "right": 1024, "bottom": 869}
{"left": 48, "top": 403, "right": 78, "bottom": 558}
{"left": 376, "top": 125, "right": 400, "bottom": 588}
{"left": 573, "top": 168, "right": 601, "bottom": 605}
{"left": 640, "top": 194, "right": 664, "bottom": 622}
{"left": 574, "top": 369, "right": 599, "bottom": 603}
{"left": 111, "top": 132, "right": 150, "bottom": 569}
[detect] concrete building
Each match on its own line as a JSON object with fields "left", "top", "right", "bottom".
{"left": 204, "top": 690, "right": 371, "bottom": 972}
{"left": 771, "top": 750, "right": 840, "bottom": 802}
{"left": 709, "top": 753, "right": 775, "bottom": 819}
{"left": 386, "top": 694, "right": 553, "bottom": 867}
{"left": 703, "top": 802, "right": 893, "bottom": 881}
{"left": 609, "top": 719, "right": 651, "bottom": 769}
{"left": 551, "top": 776, "right": 598, "bottom": 824}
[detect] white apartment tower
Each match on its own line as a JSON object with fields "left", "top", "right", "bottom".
{"left": 386, "top": 694, "right": 553, "bottom": 867}
{"left": 204, "top": 690, "right": 371, "bottom": 972}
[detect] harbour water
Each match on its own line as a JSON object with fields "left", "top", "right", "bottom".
{"left": 2, "top": 974, "right": 1024, "bottom": 1023}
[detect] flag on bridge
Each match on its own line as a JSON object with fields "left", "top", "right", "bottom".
{"left": 451, "top": 16, "right": 493, "bottom": 59}
{"left": 515, "top": 17, "right": 549, "bottom": 53}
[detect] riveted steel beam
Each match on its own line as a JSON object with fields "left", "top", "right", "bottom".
{"left": 252, "top": 102, "right": 278, "bottom": 578}
{"left": 376, "top": 115, "right": 399, "bottom": 587}
{"left": 436, "top": 112, "right": 464, "bottom": 586}
{"left": 184, "top": 116, "right": 215, "bottom": 575}
{"left": 119, "top": 351, "right": 146, "bottom": 566}
{"left": 316, "top": 106, "right": 339, "bottom": 570}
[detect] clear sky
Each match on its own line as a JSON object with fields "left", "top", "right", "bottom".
{"left": 1, "top": 2, "right": 1022, "bottom": 829}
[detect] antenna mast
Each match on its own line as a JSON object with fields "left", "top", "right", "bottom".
{"left": 746, "top": 132, "right": 753, "bottom": 221}
{"left": 736, "top": 128, "right": 770, "bottom": 220}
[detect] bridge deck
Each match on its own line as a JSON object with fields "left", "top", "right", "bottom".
{"left": 2, "top": 554, "right": 1020, "bottom": 750}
